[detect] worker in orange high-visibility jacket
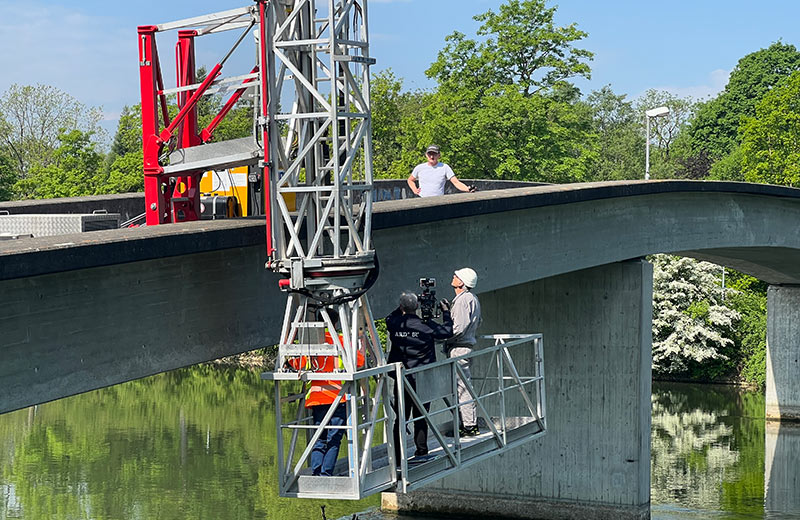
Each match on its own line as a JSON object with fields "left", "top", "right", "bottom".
{"left": 288, "top": 332, "right": 365, "bottom": 476}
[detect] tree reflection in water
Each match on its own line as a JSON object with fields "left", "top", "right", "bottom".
{"left": 651, "top": 381, "right": 766, "bottom": 518}
{"left": 0, "top": 365, "right": 378, "bottom": 520}
{"left": 0, "top": 370, "right": 789, "bottom": 520}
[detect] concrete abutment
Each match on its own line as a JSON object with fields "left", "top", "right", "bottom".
{"left": 383, "top": 260, "right": 653, "bottom": 520}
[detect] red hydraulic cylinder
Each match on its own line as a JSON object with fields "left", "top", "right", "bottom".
{"left": 258, "top": 0, "right": 275, "bottom": 259}
{"left": 172, "top": 30, "right": 202, "bottom": 223}
{"left": 138, "top": 25, "right": 169, "bottom": 226}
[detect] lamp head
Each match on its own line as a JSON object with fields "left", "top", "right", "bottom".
{"left": 646, "top": 106, "right": 670, "bottom": 118}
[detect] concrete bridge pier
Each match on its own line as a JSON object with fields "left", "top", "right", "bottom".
{"left": 766, "top": 285, "right": 800, "bottom": 421}
{"left": 383, "top": 259, "right": 653, "bottom": 520}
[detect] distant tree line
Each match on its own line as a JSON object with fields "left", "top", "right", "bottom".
{"left": 0, "top": 69, "right": 252, "bottom": 201}
{"left": 3, "top": 0, "right": 797, "bottom": 387}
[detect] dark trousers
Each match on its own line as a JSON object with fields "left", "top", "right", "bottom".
{"left": 392, "top": 375, "right": 430, "bottom": 460}
{"left": 310, "top": 403, "right": 347, "bottom": 476}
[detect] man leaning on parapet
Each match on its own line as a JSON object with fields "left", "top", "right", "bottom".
{"left": 407, "top": 145, "right": 476, "bottom": 197}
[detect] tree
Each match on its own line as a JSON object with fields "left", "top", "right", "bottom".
{"left": 0, "top": 151, "right": 15, "bottom": 201}
{"left": 370, "top": 69, "right": 406, "bottom": 177}
{"left": 100, "top": 105, "right": 144, "bottom": 194}
{"left": 586, "top": 86, "right": 644, "bottom": 181}
{"left": 0, "top": 84, "right": 104, "bottom": 180}
{"left": 651, "top": 255, "right": 740, "bottom": 377}
{"left": 14, "top": 130, "right": 104, "bottom": 199}
{"left": 427, "top": 0, "right": 593, "bottom": 97}
{"left": 684, "top": 42, "right": 800, "bottom": 175}
{"left": 414, "top": 0, "right": 596, "bottom": 182}
{"left": 101, "top": 150, "right": 144, "bottom": 194}
{"left": 110, "top": 105, "right": 142, "bottom": 159}
{"left": 725, "top": 272, "right": 767, "bottom": 388}
{"left": 739, "top": 70, "right": 800, "bottom": 187}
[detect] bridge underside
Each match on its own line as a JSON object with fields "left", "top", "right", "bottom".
{"left": 679, "top": 247, "right": 800, "bottom": 285}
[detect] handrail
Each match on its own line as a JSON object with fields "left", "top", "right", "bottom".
{"left": 264, "top": 332, "right": 546, "bottom": 499}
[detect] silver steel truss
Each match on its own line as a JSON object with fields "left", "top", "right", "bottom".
{"left": 262, "top": 334, "right": 547, "bottom": 499}
{"left": 260, "top": 0, "right": 381, "bottom": 374}
{"left": 262, "top": 0, "right": 376, "bottom": 266}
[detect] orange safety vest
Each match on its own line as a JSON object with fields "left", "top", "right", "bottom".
{"left": 286, "top": 332, "right": 366, "bottom": 408}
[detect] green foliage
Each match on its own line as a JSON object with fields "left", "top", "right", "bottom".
{"left": 740, "top": 70, "right": 800, "bottom": 186}
{"left": 0, "top": 365, "right": 378, "bottom": 520}
{"left": 13, "top": 129, "right": 104, "bottom": 199}
{"left": 371, "top": 69, "right": 413, "bottom": 177}
{"left": 635, "top": 90, "right": 697, "bottom": 179}
{"left": 428, "top": 0, "right": 593, "bottom": 97}
{"left": 725, "top": 272, "right": 767, "bottom": 388}
{"left": 708, "top": 145, "right": 745, "bottom": 181}
{"left": 586, "top": 85, "right": 644, "bottom": 180}
{"left": 0, "top": 151, "right": 14, "bottom": 201}
{"left": 685, "top": 42, "right": 800, "bottom": 175}
{"left": 101, "top": 150, "right": 144, "bottom": 194}
{"left": 110, "top": 105, "right": 142, "bottom": 158}
{"left": 0, "top": 84, "right": 104, "bottom": 180}
{"left": 392, "top": 0, "right": 597, "bottom": 182}
{"left": 419, "top": 85, "right": 597, "bottom": 181}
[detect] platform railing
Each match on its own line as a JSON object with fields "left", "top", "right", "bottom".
{"left": 262, "top": 333, "right": 546, "bottom": 499}
{"left": 395, "top": 333, "right": 546, "bottom": 493}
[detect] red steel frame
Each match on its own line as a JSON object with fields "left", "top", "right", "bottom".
{"left": 137, "top": 11, "right": 265, "bottom": 227}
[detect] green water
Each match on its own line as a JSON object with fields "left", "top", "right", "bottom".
{"left": 0, "top": 367, "right": 797, "bottom": 520}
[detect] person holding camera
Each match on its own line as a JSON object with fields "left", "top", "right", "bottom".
{"left": 444, "top": 267, "right": 482, "bottom": 437}
{"left": 407, "top": 145, "right": 476, "bottom": 197}
{"left": 386, "top": 292, "right": 453, "bottom": 463}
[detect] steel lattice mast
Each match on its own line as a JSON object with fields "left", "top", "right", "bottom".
{"left": 258, "top": 0, "right": 383, "bottom": 372}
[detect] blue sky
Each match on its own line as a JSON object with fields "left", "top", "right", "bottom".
{"left": 1, "top": 0, "right": 799, "bottom": 140}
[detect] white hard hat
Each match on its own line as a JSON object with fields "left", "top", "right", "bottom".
{"left": 454, "top": 267, "right": 478, "bottom": 289}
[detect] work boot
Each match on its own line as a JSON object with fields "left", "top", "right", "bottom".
{"left": 409, "top": 453, "right": 434, "bottom": 464}
{"left": 459, "top": 425, "right": 479, "bottom": 437}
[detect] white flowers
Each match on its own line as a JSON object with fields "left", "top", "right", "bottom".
{"left": 651, "top": 255, "right": 740, "bottom": 374}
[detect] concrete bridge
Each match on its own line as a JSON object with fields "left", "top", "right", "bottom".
{"left": 2, "top": 180, "right": 800, "bottom": 519}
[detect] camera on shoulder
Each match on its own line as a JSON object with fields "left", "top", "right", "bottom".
{"left": 417, "top": 278, "right": 438, "bottom": 320}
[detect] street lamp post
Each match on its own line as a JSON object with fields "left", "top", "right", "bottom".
{"left": 645, "top": 106, "right": 670, "bottom": 180}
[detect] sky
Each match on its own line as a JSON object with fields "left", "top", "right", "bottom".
{"left": 1, "top": 0, "right": 800, "bottom": 143}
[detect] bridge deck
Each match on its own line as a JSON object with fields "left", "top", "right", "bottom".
{"left": 3, "top": 180, "right": 800, "bottom": 283}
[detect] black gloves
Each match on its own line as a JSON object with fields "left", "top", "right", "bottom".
{"left": 438, "top": 298, "right": 451, "bottom": 313}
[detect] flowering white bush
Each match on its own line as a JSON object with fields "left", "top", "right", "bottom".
{"left": 651, "top": 255, "right": 740, "bottom": 374}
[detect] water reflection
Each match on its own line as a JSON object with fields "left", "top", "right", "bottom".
{"left": 765, "top": 421, "right": 800, "bottom": 517}
{"left": 651, "top": 382, "right": 766, "bottom": 518}
{"left": 0, "top": 365, "right": 377, "bottom": 520}
{"left": 2, "top": 369, "right": 799, "bottom": 520}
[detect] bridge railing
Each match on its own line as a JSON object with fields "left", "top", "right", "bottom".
{"left": 262, "top": 333, "right": 546, "bottom": 500}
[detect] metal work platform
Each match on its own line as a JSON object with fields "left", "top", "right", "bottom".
{"left": 262, "top": 334, "right": 546, "bottom": 499}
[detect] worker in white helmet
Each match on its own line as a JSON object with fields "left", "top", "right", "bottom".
{"left": 444, "top": 267, "right": 482, "bottom": 437}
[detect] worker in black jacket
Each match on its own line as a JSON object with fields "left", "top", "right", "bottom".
{"left": 386, "top": 291, "right": 453, "bottom": 463}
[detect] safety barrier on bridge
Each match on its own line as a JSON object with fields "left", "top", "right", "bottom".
{"left": 261, "top": 333, "right": 546, "bottom": 499}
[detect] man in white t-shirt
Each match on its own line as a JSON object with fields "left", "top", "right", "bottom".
{"left": 407, "top": 145, "right": 475, "bottom": 197}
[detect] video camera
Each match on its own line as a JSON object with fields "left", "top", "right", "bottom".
{"left": 418, "top": 278, "right": 439, "bottom": 320}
